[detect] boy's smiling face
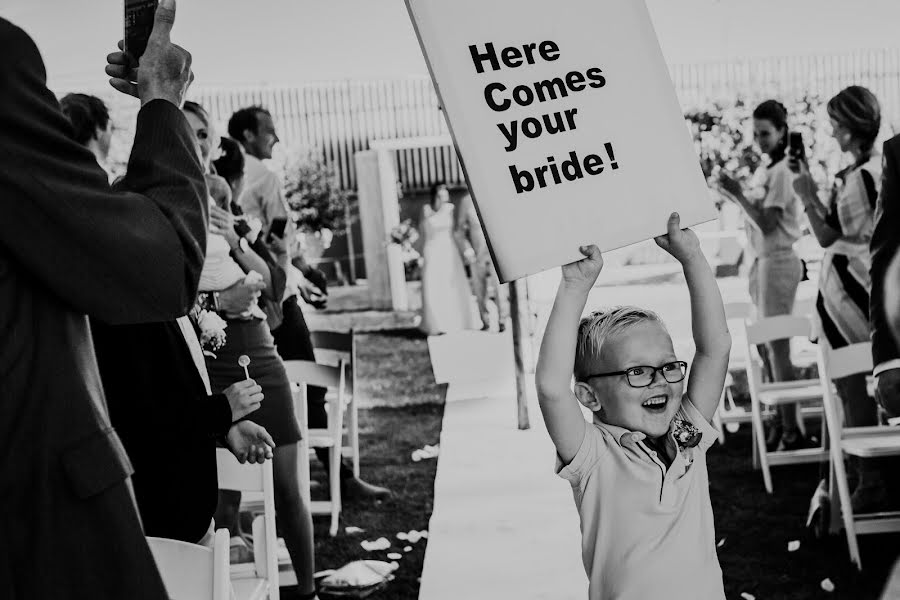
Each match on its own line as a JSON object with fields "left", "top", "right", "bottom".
{"left": 576, "top": 320, "right": 684, "bottom": 439}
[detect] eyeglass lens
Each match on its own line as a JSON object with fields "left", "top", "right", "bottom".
{"left": 626, "top": 362, "right": 686, "bottom": 387}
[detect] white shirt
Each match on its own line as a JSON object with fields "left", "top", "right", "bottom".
{"left": 556, "top": 399, "right": 725, "bottom": 600}
{"left": 239, "top": 154, "right": 300, "bottom": 302}
{"left": 175, "top": 316, "right": 212, "bottom": 396}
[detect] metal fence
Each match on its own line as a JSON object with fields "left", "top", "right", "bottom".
{"left": 192, "top": 48, "right": 900, "bottom": 193}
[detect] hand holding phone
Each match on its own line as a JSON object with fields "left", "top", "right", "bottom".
{"left": 109, "top": 0, "right": 192, "bottom": 106}
{"left": 124, "top": 0, "right": 158, "bottom": 64}
{"left": 267, "top": 217, "right": 288, "bottom": 243}
{"left": 788, "top": 131, "right": 805, "bottom": 174}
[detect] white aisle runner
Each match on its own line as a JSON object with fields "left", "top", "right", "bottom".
{"left": 420, "top": 331, "right": 586, "bottom": 599}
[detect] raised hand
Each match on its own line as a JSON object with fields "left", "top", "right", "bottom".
{"left": 223, "top": 379, "right": 264, "bottom": 421}
{"left": 105, "top": 0, "right": 193, "bottom": 106}
{"left": 560, "top": 244, "right": 603, "bottom": 292}
{"left": 792, "top": 162, "right": 818, "bottom": 204}
{"left": 654, "top": 212, "right": 702, "bottom": 264}
{"left": 209, "top": 205, "right": 239, "bottom": 246}
{"left": 225, "top": 421, "right": 275, "bottom": 464}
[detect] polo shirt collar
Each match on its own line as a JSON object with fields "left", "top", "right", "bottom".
{"left": 594, "top": 417, "right": 681, "bottom": 461}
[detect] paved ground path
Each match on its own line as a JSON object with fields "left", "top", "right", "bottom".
{"left": 418, "top": 372, "right": 587, "bottom": 599}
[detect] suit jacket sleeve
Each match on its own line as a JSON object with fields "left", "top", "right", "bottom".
{"left": 192, "top": 393, "right": 233, "bottom": 438}
{"left": 871, "top": 135, "right": 900, "bottom": 367}
{"left": 0, "top": 19, "right": 207, "bottom": 325}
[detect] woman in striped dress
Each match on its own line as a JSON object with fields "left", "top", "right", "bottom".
{"left": 792, "top": 85, "right": 885, "bottom": 511}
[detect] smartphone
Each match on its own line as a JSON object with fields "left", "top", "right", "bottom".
{"left": 788, "top": 131, "right": 805, "bottom": 172}
{"left": 124, "top": 0, "right": 158, "bottom": 63}
{"left": 267, "top": 217, "right": 288, "bottom": 242}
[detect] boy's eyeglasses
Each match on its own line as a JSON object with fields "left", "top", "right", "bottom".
{"left": 586, "top": 361, "right": 688, "bottom": 388}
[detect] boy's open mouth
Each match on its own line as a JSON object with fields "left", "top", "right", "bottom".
{"left": 641, "top": 394, "right": 669, "bottom": 412}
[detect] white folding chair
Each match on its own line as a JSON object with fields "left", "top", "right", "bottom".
{"left": 744, "top": 315, "right": 828, "bottom": 493}
{"left": 148, "top": 529, "right": 231, "bottom": 600}
{"left": 714, "top": 302, "right": 757, "bottom": 445}
{"left": 817, "top": 340, "right": 900, "bottom": 570}
{"left": 216, "top": 448, "right": 279, "bottom": 600}
{"left": 284, "top": 359, "right": 348, "bottom": 537}
{"left": 311, "top": 329, "right": 360, "bottom": 477}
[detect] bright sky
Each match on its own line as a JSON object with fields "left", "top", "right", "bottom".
{"left": 4, "top": 0, "right": 900, "bottom": 93}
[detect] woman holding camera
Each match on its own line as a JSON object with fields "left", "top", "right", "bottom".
{"left": 719, "top": 99, "right": 806, "bottom": 451}
{"left": 791, "top": 86, "right": 885, "bottom": 511}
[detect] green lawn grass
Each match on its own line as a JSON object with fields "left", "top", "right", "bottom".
{"left": 294, "top": 331, "right": 899, "bottom": 600}
{"left": 293, "top": 330, "right": 446, "bottom": 599}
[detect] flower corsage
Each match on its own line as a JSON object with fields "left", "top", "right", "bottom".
{"left": 197, "top": 309, "right": 228, "bottom": 358}
{"left": 672, "top": 417, "right": 702, "bottom": 450}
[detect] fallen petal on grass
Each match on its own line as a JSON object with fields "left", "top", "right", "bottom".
{"left": 345, "top": 526, "right": 365, "bottom": 535}
{"left": 361, "top": 537, "right": 391, "bottom": 552}
{"left": 404, "top": 546, "right": 413, "bottom": 552}
{"left": 387, "top": 553, "right": 402, "bottom": 560}
{"left": 787, "top": 540, "right": 800, "bottom": 552}
{"left": 821, "top": 578, "right": 835, "bottom": 592}
{"left": 740, "top": 593, "right": 755, "bottom": 600}
{"left": 717, "top": 538, "right": 725, "bottom": 548}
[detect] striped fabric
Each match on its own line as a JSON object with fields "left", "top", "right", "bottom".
{"left": 815, "top": 154, "right": 881, "bottom": 348}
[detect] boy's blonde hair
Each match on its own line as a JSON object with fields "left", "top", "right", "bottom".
{"left": 574, "top": 306, "right": 666, "bottom": 382}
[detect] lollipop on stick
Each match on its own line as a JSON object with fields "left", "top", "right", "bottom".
{"left": 238, "top": 355, "right": 251, "bottom": 380}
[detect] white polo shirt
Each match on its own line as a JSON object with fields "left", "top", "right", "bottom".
{"left": 556, "top": 398, "right": 725, "bottom": 600}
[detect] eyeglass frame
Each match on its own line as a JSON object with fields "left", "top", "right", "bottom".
{"left": 583, "top": 360, "right": 688, "bottom": 388}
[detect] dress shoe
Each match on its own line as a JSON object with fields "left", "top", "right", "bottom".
{"left": 775, "top": 430, "right": 817, "bottom": 452}
{"left": 229, "top": 536, "right": 254, "bottom": 564}
{"left": 341, "top": 476, "right": 393, "bottom": 501}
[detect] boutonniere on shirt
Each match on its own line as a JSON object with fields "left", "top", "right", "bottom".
{"left": 197, "top": 309, "right": 228, "bottom": 358}
{"left": 672, "top": 417, "right": 702, "bottom": 450}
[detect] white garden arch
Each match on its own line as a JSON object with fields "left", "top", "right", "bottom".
{"left": 354, "top": 135, "right": 454, "bottom": 311}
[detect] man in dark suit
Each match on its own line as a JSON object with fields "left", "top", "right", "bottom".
{"left": 872, "top": 133, "right": 900, "bottom": 417}
{"left": 91, "top": 316, "right": 274, "bottom": 544}
{"left": 57, "top": 94, "right": 275, "bottom": 545}
{"left": 0, "top": 2, "right": 206, "bottom": 597}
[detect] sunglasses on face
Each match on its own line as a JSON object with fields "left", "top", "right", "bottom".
{"left": 585, "top": 360, "right": 688, "bottom": 388}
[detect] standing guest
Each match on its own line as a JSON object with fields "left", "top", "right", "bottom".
{"left": 0, "top": 2, "right": 204, "bottom": 598}
{"left": 227, "top": 107, "right": 392, "bottom": 500}
{"left": 419, "top": 182, "right": 480, "bottom": 335}
{"left": 718, "top": 100, "right": 807, "bottom": 450}
{"left": 871, "top": 132, "right": 900, "bottom": 419}
{"left": 59, "top": 93, "right": 113, "bottom": 168}
{"left": 791, "top": 86, "right": 885, "bottom": 510}
{"left": 57, "top": 95, "right": 277, "bottom": 546}
{"left": 456, "top": 192, "right": 509, "bottom": 332}
{"left": 190, "top": 103, "right": 321, "bottom": 600}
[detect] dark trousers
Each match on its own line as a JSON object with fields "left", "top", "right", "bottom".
{"left": 272, "top": 297, "right": 352, "bottom": 480}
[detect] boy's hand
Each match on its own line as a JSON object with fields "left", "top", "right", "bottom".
{"left": 654, "top": 212, "right": 702, "bottom": 264}
{"left": 561, "top": 245, "right": 603, "bottom": 291}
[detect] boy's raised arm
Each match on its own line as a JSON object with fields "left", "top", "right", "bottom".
{"left": 536, "top": 246, "right": 603, "bottom": 464}
{"left": 655, "top": 213, "right": 731, "bottom": 421}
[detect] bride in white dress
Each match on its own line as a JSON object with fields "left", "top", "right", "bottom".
{"left": 419, "top": 183, "right": 480, "bottom": 335}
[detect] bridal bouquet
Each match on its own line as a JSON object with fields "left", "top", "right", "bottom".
{"left": 197, "top": 309, "right": 228, "bottom": 358}
{"left": 388, "top": 219, "right": 422, "bottom": 279}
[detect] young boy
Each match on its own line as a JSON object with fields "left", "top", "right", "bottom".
{"left": 536, "top": 213, "right": 731, "bottom": 600}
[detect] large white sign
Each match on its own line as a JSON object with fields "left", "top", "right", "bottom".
{"left": 406, "top": 0, "right": 717, "bottom": 282}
